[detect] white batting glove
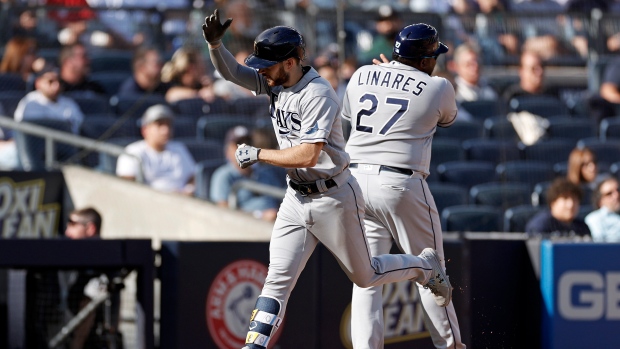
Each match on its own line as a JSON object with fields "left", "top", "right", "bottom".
{"left": 235, "top": 143, "right": 260, "bottom": 169}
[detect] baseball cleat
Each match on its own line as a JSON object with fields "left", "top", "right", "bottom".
{"left": 419, "top": 248, "right": 452, "bottom": 307}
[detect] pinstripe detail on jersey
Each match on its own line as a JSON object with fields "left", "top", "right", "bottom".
{"left": 419, "top": 178, "right": 438, "bottom": 250}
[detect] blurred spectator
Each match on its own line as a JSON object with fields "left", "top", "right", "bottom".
{"left": 585, "top": 176, "right": 620, "bottom": 242}
{"left": 12, "top": 8, "right": 58, "bottom": 48}
{"left": 58, "top": 43, "right": 106, "bottom": 95}
{"left": 472, "top": 0, "right": 521, "bottom": 63}
{"left": 161, "top": 46, "right": 217, "bottom": 103}
{"left": 210, "top": 125, "right": 283, "bottom": 221}
{"left": 317, "top": 64, "right": 346, "bottom": 101}
{"left": 65, "top": 207, "right": 102, "bottom": 240}
{"left": 118, "top": 46, "right": 169, "bottom": 96}
{"left": 356, "top": 5, "right": 402, "bottom": 66}
{"left": 14, "top": 62, "right": 84, "bottom": 134}
{"left": 63, "top": 207, "right": 123, "bottom": 348}
{"left": 502, "top": 50, "right": 559, "bottom": 102}
{"left": 591, "top": 56, "right": 620, "bottom": 125}
{"left": 116, "top": 104, "right": 196, "bottom": 195}
{"left": 409, "top": 0, "right": 452, "bottom": 12}
{"left": 526, "top": 177, "right": 591, "bottom": 238}
{"left": 221, "top": 0, "right": 260, "bottom": 55}
{"left": 449, "top": 43, "right": 498, "bottom": 102}
{"left": 0, "top": 36, "right": 38, "bottom": 83}
{"left": 566, "top": 147, "right": 600, "bottom": 190}
{"left": 509, "top": 0, "right": 563, "bottom": 12}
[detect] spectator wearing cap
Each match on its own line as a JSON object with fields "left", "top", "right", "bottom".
{"left": 210, "top": 125, "right": 283, "bottom": 221}
{"left": 116, "top": 104, "right": 196, "bottom": 194}
{"left": 14, "top": 62, "right": 84, "bottom": 134}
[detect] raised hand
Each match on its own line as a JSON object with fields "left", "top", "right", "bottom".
{"left": 202, "top": 9, "right": 233, "bottom": 44}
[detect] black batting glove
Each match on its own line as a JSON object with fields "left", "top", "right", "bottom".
{"left": 202, "top": 9, "right": 233, "bottom": 45}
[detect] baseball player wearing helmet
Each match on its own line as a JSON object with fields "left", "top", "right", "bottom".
{"left": 343, "top": 24, "right": 466, "bottom": 349}
{"left": 203, "top": 10, "right": 453, "bottom": 349}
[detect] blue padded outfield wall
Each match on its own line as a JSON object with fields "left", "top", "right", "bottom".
{"left": 541, "top": 241, "right": 620, "bottom": 349}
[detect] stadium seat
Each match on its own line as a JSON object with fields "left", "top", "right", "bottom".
{"left": 459, "top": 100, "right": 504, "bottom": 121}
{"left": 194, "top": 158, "right": 227, "bottom": 201}
{"left": 483, "top": 116, "right": 520, "bottom": 141}
{"left": 577, "top": 138, "right": 620, "bottom": 165}
{"left": 177, "top": 138, "right": 225, "bottom": 163}
{"left": 232, "top": 96, "right": 271, "bottom": 118}
{"left": 172, "top": 116, "right": 198, "bottom": 139}
{"left": 436, "top": 161, "right": 497, "bottom": 189}
{"left": 462, "top": 138, "right": 521, "bottom": 164}
{"left": 65, "top": 91, "right": 113, "bottom": 116}
{"left": 90, "top": 71, "right": 129, "bottom": 97}
{"left": 520, "top": 139, "right": 576, "bottom": 164}
{"left": 611, "top": 162, "right": 620, "bottom": 177}
{"left": 196, "top": 115, "right": 255, "bottom": 141}
{"left": 14, "top": 119, "right": 76, "bottom": 171}
{"left": 427, "top": 183, "right": 468, "bottom": 215}
{"left": 504, "top": 205, "right": 541, "bottom": 232}
{"left": 171, "top": 97, "right": 232, "bottom": 118}
{"left": 509, "top": 95, "right": 569, "bottom": 118}
{"left": 429, "top": 138, "right": 465, "bottom": 182}
{"left": 496, "top": 160, "right": 556, "bottom": 189}
{"left": 441, "top": 205, "right": 503, "bottom": 232}
{"left": 600, "top": 116, "right": 620, "bottom": 141}
{"left": 470, "top": 182, "right": 532, "bottom": 211}
{"left": 434, "top": 119, "right": 483, "bottom": 141}
{"left": 0, "top": 73, "right": 26, "bottom": 92}
{"left": 110, "top": 94, "right": 169, "bottom": 119}
{"left": 0, "top": 91, "right": 26, "bottom": 117}
{"left": 89, "top": 50, "right": 133, "bottom": 73}
{"left": 546, "top": 117, "right": 597, "bottom": 141}
{"left": 532, "top": 181, "right": 593, "bottom": 207}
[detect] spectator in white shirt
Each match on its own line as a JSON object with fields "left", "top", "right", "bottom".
{"left": 14, "top": 62, "right": 84, "bottom": 134}
{"left": 585, "top": 176, "right": 620, "bottom": 243}
{"left": 116, "top": 104, "right": 196, "bottom": 195}
{"left": 450, "top": 43, "right": 498, "bottom": 102}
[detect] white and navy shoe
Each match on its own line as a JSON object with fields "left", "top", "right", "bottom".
{"left": 419, "top": 248, "right": 453, "bottom": 307}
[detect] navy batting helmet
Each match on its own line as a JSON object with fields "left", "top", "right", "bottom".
{"left": 245, "top": 26, "right": 305, "bottom": 69}
{"left": 393, "top": 23, "right": 448, "bottom": 60}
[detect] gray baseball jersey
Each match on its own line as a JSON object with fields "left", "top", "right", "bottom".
{"left": 210, "top": 44, "right": 445, "bottom": 348}
{"left": 343, "top": 61, "right": 465, "bottom": 349}
{"left": 342, "top": 61, "right": 457, "bottom": 175}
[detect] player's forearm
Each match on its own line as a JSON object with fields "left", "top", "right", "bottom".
{"left": 258, "top": 143, "right": 323, "bottom": 168}
{"left": 600, "top": 83, "right": 620, "bottom": 104}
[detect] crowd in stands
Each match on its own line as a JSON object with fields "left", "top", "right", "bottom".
{"left": 0, "top": 2, "right": 618, "bottom": 231}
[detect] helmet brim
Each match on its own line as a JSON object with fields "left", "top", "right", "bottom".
{"left": 244, "top": 54, "right": 279, "bottom": 69}
{"left": 434, "top": 42, "right": 449, "bottom": 55}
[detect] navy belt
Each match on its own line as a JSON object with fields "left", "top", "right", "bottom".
{"left": 289, "top": 178, "right": 337, "bottom": 196}
{"left": 349, "top": 163, "right": 414, "bottom": 176}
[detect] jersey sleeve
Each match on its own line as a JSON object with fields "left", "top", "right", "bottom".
{"left": 340, "top": 73, "right": 355, "bottom": 122}
{"left": 209, "top": 44, "right": 271, "bottom": 95}
{"left": 436, "top": 78, "right": 458, "bottom": 128}
{"left": 299, "top": 94, "right": 340, "bottom": 145}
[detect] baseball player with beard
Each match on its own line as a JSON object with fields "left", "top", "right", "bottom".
{"left": 343, "top": 24, "right": 466, "bottom": 349}
{"left": 203, "top": 10, "right": 453, "bottom": 349}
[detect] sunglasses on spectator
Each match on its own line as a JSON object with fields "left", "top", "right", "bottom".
{"left": 67, "top": 218, "right": 88, "bottom": 226}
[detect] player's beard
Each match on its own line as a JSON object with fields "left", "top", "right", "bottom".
{"left": 265, "top": 64, "right": 289, "bottom": 87}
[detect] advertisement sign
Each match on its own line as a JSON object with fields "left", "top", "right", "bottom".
{"left": 0, "top": 172, "right": 65, "bottom": 239}
{"left": 541, "top": 241, "right": 620, "bottom": 348}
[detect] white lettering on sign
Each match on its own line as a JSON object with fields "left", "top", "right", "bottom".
{"left": 558, "top": 271, "right": 620, "bottom": 320}
{"left": 0, "top": 178, "right": 59, "bottom": 238}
